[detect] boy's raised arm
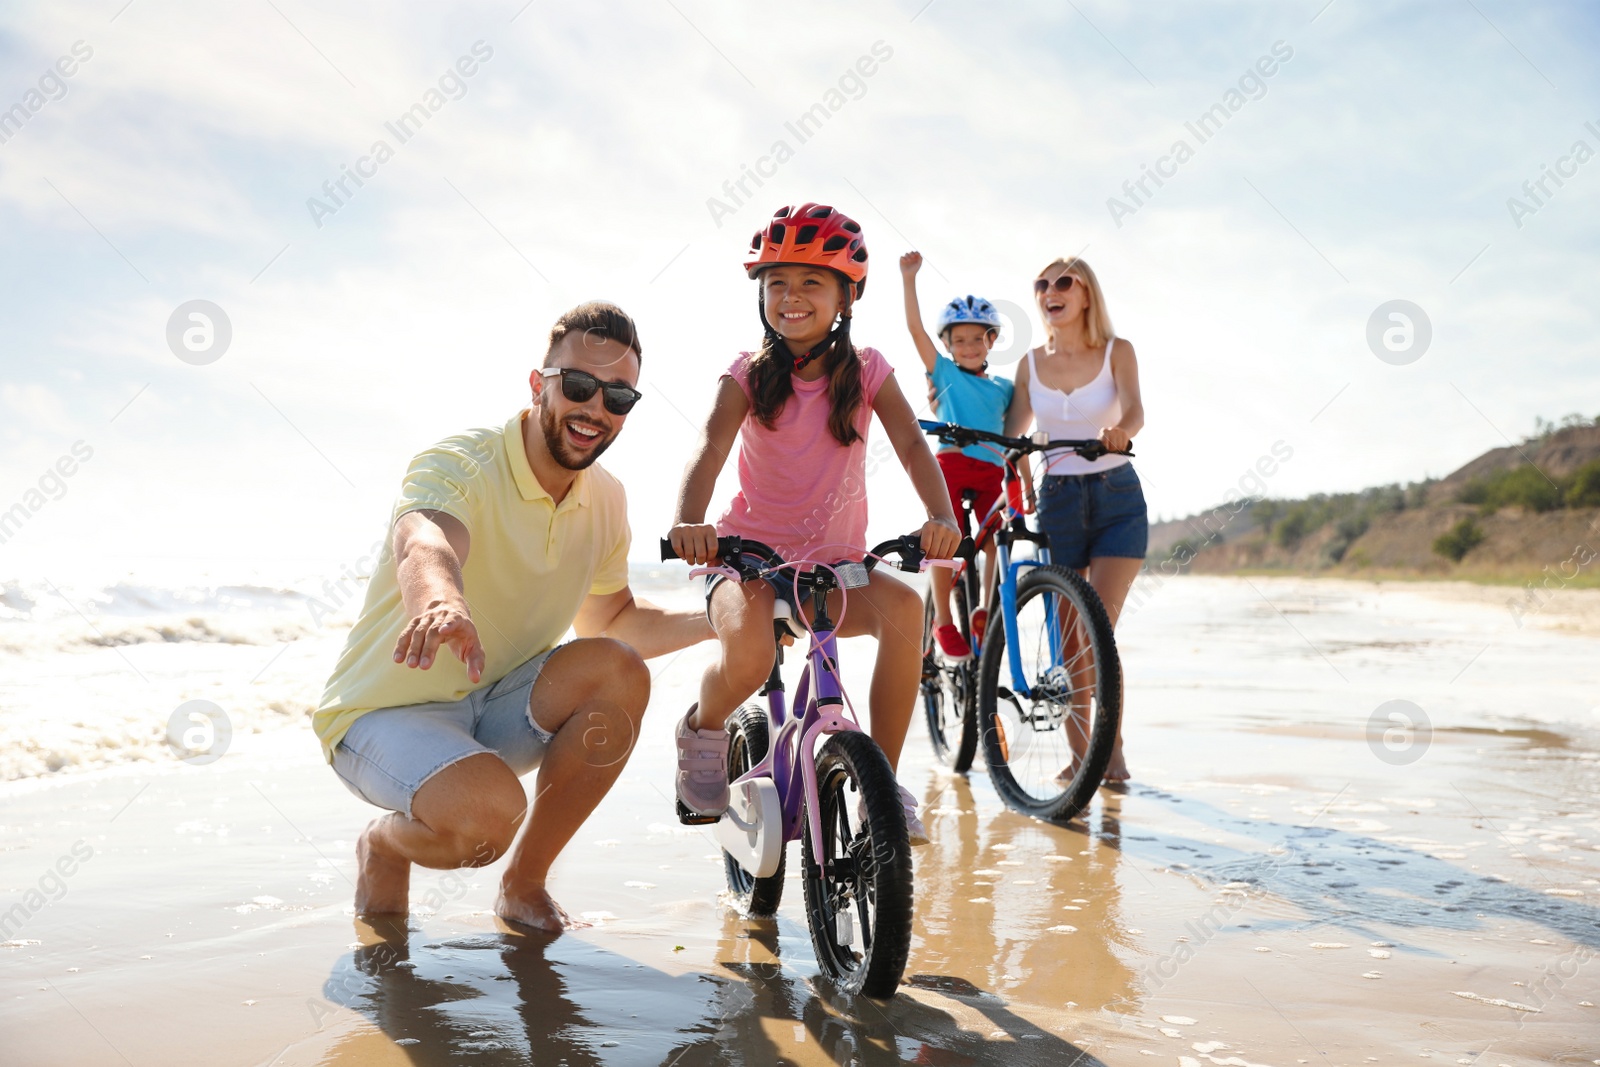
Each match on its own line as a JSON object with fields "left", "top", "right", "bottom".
{"left": 899, "top": 252, "right": 940, "bottom": 375}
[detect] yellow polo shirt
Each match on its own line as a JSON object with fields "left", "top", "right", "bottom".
{"left": 313, "top": 409, "right": 631, "bottom": 762}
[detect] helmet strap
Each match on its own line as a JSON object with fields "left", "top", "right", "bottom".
{"left": 792, "top": 325, "right": 839, "bottom": 371}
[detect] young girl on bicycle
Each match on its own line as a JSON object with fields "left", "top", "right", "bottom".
{"left": 900, "top": 251, "right": 1014, "bottom": 663}
{"left": 669, "top": 203, "right": 962, "bottom": 844}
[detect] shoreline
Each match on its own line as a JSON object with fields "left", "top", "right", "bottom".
{"left": 1165, "top": 569, "right": 1600, "bottom": 636}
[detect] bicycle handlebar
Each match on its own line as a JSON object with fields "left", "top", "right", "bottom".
{"left": 659, "top": 532, "right": 974, "bottom": 581}
{"left": 917, "top": 419, "right": 1134, "bottom": 461}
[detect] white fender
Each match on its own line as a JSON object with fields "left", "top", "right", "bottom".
{"left": 715, "top": 778, "right": 783, "bottom": 879}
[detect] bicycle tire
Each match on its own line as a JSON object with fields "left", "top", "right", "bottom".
{"left": 977, "top": 564, "right": 1122, "bottom": 822}
{"left": 920, "top": 589, "right": 977, "bottom": 772}
{"left": 801, "top": 731, "right": 913, "bottom": 998}
{"left": 723, "top": 704, "right": 786, "bottom": 917}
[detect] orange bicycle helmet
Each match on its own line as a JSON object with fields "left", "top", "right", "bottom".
{"left": 743, "top": 203, "right": 869, "bottom": 298}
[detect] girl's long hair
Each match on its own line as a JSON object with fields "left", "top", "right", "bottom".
{"left": 745, "top": 274, "right": 864, "bottom": 446}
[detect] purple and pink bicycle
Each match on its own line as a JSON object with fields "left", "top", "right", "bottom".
{"left": 659, "top": 532, "right": 959, "bottom": 998}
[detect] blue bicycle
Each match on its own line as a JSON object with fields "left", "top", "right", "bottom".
{"left": 660, "top": 532, "right": 956, "bottom": 997}
{"left": 919, "top": 421, "right": 1126, "bottom": 823}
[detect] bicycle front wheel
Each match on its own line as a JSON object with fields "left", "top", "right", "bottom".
{"left": 920, "top": 588, "right": 976, "bottom": 772}
{"left": 978, "top": 565, "right": 1121, "bottom": 822}
{"left": 801, "top": 731, "right": 913, "bottom": 998}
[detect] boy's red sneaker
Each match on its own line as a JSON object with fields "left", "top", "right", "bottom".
{"left": 933, "top": 623, "right": 972, "bottom": 661}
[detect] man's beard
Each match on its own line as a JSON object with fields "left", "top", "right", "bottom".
{"left": 539, "top": 401, "right": 616, "bottom": 471}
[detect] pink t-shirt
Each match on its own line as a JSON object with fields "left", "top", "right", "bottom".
{"left": 716, "top": 346, "right": 894, "bottom": 563}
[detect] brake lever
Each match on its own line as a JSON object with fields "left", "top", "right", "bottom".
{"left": 689, "top": 565, "right": 742, "bottom": 581}
{"left": 897, "top": 535, "right": 926, "bottom": 573}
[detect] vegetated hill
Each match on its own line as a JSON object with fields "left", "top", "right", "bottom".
{"left": 1149, "top": 416, "right": 1600, "bottom": 585}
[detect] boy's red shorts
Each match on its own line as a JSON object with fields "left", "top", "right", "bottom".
{"left": 937, "top": 452, "right": 1004, "bottom": 544}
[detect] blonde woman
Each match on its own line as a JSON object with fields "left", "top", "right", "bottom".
{"left": 1004, "top": 256, "right": 1146, "bottom": 783}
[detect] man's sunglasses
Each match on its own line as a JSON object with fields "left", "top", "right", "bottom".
{"left": 1033, "top": 274, "right": 1078, "bottom": 295}
{"left": 539, "top": 368, "right": 642, "bottom": 415}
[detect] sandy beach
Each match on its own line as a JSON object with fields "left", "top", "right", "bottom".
{"left": 3, "top": 572, "right": 1598, "bottom": 1066}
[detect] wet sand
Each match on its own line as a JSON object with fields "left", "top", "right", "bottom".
{"left": 2, "top": 575, "right": 1598, "bottom": 1065}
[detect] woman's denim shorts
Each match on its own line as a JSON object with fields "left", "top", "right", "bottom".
{"left": 1036, "top": 463, "right": 1150, "bottom": 570}
{"left": 331, "top": 645, "right": 561, "bottom": 818}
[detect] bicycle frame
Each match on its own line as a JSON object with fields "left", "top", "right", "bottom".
{"left": 962, "top": 451, "right": 1062, "bottom": 702}
{"left": 920, "top": 421, "right": 1129, "bottom": 704}
{"left": 733, "top": 624, "right": 864, "bottom": 864}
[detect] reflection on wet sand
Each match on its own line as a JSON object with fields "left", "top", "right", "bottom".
{"left": 911, "top": 776, "right": 1138, "bottom": 1014}
{"left": 318, "top": 913, "right": 1105, "bottom": 1066}
{"left": 1122, "top": 786, "right": 1600, "bottom": 953}
{"left": 709, "top": 914, "right": 1103, "bottom": 1066}
{"left": 320, "top": 917, "right": 725, "bottom": 1063}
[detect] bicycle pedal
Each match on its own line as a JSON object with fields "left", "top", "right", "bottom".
{"left": 675, "top": 799, "right": 720, "bottom": 826}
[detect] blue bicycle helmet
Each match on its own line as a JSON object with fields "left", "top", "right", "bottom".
{"left": 936, "top": 295, "right": 1003, "bottom": 337}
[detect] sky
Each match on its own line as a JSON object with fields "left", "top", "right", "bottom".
{"left": 1, "top": 0, "right": 1597, "bottom": 581}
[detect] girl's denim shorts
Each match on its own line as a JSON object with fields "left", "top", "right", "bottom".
{"left": 1035, "top": 463, "right": 1149, "bottom": 570}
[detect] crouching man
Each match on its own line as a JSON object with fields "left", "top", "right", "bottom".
{"left": 313, "top": 302, "right": 710, "bottom": 931}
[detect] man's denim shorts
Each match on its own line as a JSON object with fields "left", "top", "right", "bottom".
{"left": 1036, "top": 463, "right": 1150, "bottom": 570}
{"left": 331, "top": 645, "right": 561, "bottom": 818}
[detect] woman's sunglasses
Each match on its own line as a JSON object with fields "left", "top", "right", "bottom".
{"left": 1033, "top": 274, "right": 1078, "bottom": 295}
{"left": 538, "top": 368, "right": 642, "bottom": 415}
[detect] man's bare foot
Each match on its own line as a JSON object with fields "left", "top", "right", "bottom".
{"left": 354, "top": 821, "right": 411, "bottom": 916}
{"left": 495, "top": 884, "right": 590, "bottom": 933}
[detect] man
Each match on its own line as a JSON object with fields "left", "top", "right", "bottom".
{"left": 313, "top": 301, "right": 710, "bottom": 932}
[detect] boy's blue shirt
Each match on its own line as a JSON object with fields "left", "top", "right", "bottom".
{"left": 929, "top": 354, "right": 1013, "bottom": 467}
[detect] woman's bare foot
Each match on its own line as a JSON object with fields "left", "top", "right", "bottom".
{"left": 1053, "top": 754, "right": 1083, "bottom": 785}
{"left": 1103, "top": 746, "right": 1130, "bottom": 785}
{"left": 354, "top": 821, "right": 411, "bottom": 916}
{"left": 495, "top": 884, "right": 590, "bottom": 933}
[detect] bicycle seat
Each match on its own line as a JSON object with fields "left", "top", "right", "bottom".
{"left": 773, "top": 599, "right": 806, "bottom": 641}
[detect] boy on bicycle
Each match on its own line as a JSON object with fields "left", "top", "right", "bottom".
{"left": 900, "top": 251, "right": 1014, "bottom": 662}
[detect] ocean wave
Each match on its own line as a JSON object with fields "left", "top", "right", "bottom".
{"left": 0, "top": 630, "right": 334, "bottom": 782}
{"left": 79, "top": 617, "right": 318, "bottom": 649}
{"left": 0, "top": 575, "right": 358, "bottom": 655}
{"left": 0, "top": 578, "right": 321, "bottom": 621}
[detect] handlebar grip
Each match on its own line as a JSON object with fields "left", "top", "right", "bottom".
{"left": 661, "top": 535, "right": 746, "bottom": 563}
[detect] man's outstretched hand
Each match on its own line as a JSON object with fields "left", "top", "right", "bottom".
{"left": 393, "top": 600, "right": 485, "bottom": 683}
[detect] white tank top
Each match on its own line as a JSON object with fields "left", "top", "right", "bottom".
{"left": 1027, "top": 341, "right": 1131, "bottom": 476}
